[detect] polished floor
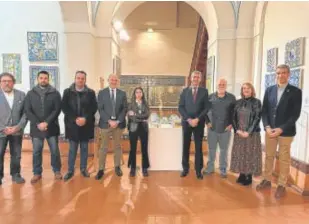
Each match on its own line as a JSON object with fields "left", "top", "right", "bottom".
{"left": 1, "top": 152, "right": 309, "bottom": 224}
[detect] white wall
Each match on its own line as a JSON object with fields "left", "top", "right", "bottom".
{"left": 261, "top": 2, "right": 309, "bottom": 162}
{"left": 0, "top": 1, "right": 68, "bottom": 134}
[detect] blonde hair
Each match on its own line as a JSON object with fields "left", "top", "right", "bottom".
{"left": 241, "top": 82, "right": 256, "bottom": 98}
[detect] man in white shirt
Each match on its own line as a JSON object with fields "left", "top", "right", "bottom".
{"left": 0, "top": 72, "right": 27, "bottom": 185}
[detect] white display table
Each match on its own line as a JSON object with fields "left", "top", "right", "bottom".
{"left": 148, "top": 127, "right": 183, "bottom": 171}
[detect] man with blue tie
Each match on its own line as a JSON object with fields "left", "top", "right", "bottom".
{"left": 256, "top": 64, "right": 302, "bottom": 199}
{"left": 178, "top": 70, "right": 209, "bottom": 179}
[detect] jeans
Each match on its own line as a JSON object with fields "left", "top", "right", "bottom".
{"left": 32, "top": 136, "right": 62, "bottom": 175}
{"left": 0, "top": 135, "right": 22, "bottom": 178}
{"left": 68, "top": 140, "right": 89, "bottom": 173}
{"left": 206, "top": 129, "right": 231, "bottom": 174}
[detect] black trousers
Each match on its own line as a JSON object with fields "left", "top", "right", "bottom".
{"left": 0, "top": 135, "right": 22, "bottom": 178}
{"left": 182, "top": 122, "right": 204, "bottom": 172}
{"left": 128, "top": 123, "right": 150, "bottom": 169}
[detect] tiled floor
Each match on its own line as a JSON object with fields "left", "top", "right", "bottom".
{"left": 0, "top": 152, "right": 309, "bottom": 224}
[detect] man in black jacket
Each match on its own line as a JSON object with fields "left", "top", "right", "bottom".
{"left": 25, "top": 71, "right": 62, "bottom": 183}
{"left": 62, "top": 71, "right": 97, "bottom": 181}
{"left": 178, "top": 70, "right": 209, "bottom": 179}
{"left": 256, "top": 64, "right": 302, "bottom": 199}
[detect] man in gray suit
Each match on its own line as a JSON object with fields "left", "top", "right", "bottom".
{"left": 95, "top": 74, "right": 127, "bottom": 179}
{"left": 0, "top": 72, "right": 27, "bottom": 185}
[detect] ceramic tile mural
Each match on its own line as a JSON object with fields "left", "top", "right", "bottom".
{"left": 27, "top": 32, "right": 58, "bottom": 62}
{"left": 266, "top": 48, "right": 278, "bottom": 72}
{"left": 289, "top": 68, "right": 303, "bottom": 89}
{"left": 284, "top": 37, "right": 305, "bottom": 68}
{"left": 120, "top": 75, "right": 185, "bottom": 107}
{"left": 2, "top": 54, "right": 22, "bottom": 84}
{"left": 29, "top": 66, "right": 59, "bottom": 90}
{"left": 264, "top": 73, "right": 276, "bottom": 89}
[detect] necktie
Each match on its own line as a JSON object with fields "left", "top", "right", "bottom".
{"left": 193, "top": 87, "right": 197, "bottom": 103}
{"left": 111, "top": 89, "right": 115, "bottom": 102}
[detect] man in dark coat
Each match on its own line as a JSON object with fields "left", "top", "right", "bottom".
{"left": 62, "top": 71, "right": 97, "bottom": 181}
{"left": 24, "top": 70, "right": 62, "bottom": 184}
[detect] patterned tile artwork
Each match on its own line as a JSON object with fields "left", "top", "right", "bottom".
{"left": 264, "top": 73, "right": 276, "bottom": 89}
{"left": 289, "top": 68, "right": 303, "bottom": 89}
{"left": 266, "top": 48, "right": 278, "bottom": 72}
{"left": 29, "top": 66, "right": 59, "bottom": 90}
{"left": 2, "top": 54, "right": 22, "bottom": 84}
{"left": 120, "top": 75, "right": 185, "bottom": 107}
{"left": 285, "top": 37, "right": 305, "bottom": 68}
{"left": 27, "top": 32, "right": 58, "bottom": 62}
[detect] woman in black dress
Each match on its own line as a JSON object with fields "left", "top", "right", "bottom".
{"left": 230, "top": 82, "right": 262, "bottom": 186}
{"left": 127, "top": 87, "right": 150, "bottom": 177}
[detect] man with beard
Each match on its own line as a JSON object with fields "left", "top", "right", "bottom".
{"left": 25, "top": 71, "right": 62, "bottom": 183}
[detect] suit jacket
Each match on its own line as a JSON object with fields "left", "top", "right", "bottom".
{"left": 0, "top": 89, "right": 27, "bottom": 137}
{"left": 262, "top": 84, "right": 302, "bottom": 137}
{"left": 178, "top": 87, "right": 209, "bottom": 126}
{"left": 97, "top": 87, "right": 128, "bottom": 129}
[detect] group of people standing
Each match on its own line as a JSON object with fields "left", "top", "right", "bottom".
{"left": 0, "top": 63, "right": 302, "bottom": 199}
{"left": 179, "top": 65, "right": 302, "bottom": 199}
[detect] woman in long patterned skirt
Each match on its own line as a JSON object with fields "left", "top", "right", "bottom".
{"left": 230, "top": 82, "right": 262, "bottom": 186}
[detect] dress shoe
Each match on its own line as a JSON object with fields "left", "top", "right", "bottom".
{"left": 31, "top": 175, "right": 42, "bottom": 184}
{"left": 242, "top": 174, "right": 252, "bottom": 186}
{"left": 95, "top": 170, "right": 104, "bottom": 180}
{"left": 130, "top": 168, "right": 136, "bottom": 177}
{"left": 275, "top": 185, "right": 286, "bottom": 199}
{"left": 142, "top": 168, "right": 149, "bottom": 177}
{"left": 196, "top": 171, "right": 203, "bottom": 180}
{"left": 115, "top": 167, "right": 123, "bottom": 177}
{"left": 54, "top": 172, "right": 63, "bottom": 180}
{"left": 236, "top": 173, "right": 246, "bottom": 184}
{"left": 256, "top": 179, "right": 271, "bottom": 191}
{"left": 64, "top": 172, "right": 74, "bottom": 182}
{"left": 81, "top": 170, "right": 90, "bottom": 178}
{"left": 180, "top": 170, "right": 189, "bottom": 177}
{"left": 12, "top": 174, "right": 25, "bottom": 184}
{"left": 220, "top": 169, "right": 227, "bottom": 178}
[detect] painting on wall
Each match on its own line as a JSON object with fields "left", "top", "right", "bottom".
{"left": 2, "top": 53, "right": 22, "bottom": 84}
{"left": 27, "top": 32, "right": 58, "bottom": 62}
{"left": 113, "top": 56, "right": 121, "bottom": 76}
{"left": 289, "top": 68, "right": 303, "bottom": 89}
{"left": 207, "top": 56, "right": 215, "bottom": 93}
{"left": 264, "top": 73, "right": 276, "bottom": 89}
{"left": 266, "top": 48, "right": 278, "bottom": 72}
{"left": 284, "top": 37, "right": 305, "bottom": 68}
{"left": 29, "top": 66, "right": 59, "bottom": 90}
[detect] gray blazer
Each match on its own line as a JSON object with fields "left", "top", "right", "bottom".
{"left": 0, "top": 89, "right": 28, "bottom": 137}
{"left": 97, "top": 87, "right": 127, "bottom": 129}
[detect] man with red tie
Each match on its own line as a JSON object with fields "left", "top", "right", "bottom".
{"left": 178, "top": 71, "right": 210, "bottom": 179}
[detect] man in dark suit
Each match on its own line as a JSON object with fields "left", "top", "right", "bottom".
{"left": 178, "top": 70, "right": 209, "bottom": 179}
{"left": 95, "top": 74, "right": 127, "bottom": 180}
{"left": 24, "top": 71, "right": 62, "bottom": 184}
{"left": 256, "top": 64, "right": 302, "bottom": 199}
{"left": 0, "top": 73, "right": 27, "bottom": 185}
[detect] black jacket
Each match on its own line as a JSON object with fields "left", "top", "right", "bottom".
{"left": 61, "top": 84, "right": 98, "bottom": 141}
{"left": 262, "top": 84, "right": 302, "bottom": 136}
{"left": 232, "top": 97, "right": 262, "bottom": 134}
{"left": 127, "top": 101, "right": 150, "bottom": 131}
{"left": 24, "top": 85, "right": 61, "bottom": 138}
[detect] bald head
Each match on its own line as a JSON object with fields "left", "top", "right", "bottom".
{"left": 217, "top": 78, "right": 227, "bottom": 95}
{"left": 108, "top": 73, "right": 118, "bottom": 89}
